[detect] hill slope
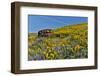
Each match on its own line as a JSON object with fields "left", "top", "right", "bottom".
{"left": 28, "top": 23, "right": 88, "bottom": 60}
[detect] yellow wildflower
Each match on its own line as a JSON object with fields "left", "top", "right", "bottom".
{"left": 75, "top": 44, "right": 80, "bottom": 51}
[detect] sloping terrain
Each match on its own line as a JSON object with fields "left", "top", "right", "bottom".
{"left": 28, "top": 23, "right": 88, "bottom": 60}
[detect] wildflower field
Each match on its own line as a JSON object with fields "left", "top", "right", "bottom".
{"left": 28, "top": 23, "right": 88, "bottom": 60}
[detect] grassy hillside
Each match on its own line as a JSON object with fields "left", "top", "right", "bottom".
{"left": 28, "top": 23, "right": 88, "bottom": 60}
